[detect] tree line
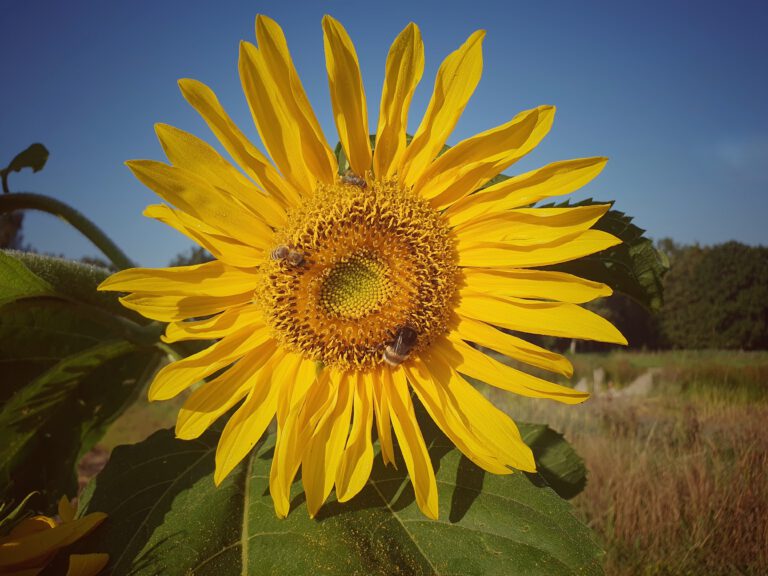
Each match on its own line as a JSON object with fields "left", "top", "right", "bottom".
{"left": 592, "top": 239, "right": 768, "bottom": 351}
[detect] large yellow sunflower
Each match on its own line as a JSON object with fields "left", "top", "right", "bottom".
{"left": 99, "top": 15, "right": 625, "bottom": 519}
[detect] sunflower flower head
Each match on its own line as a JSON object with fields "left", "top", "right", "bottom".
{"left": 99, "top": 14, "right": 626, "bottom": 520}
{"left": 258, "top": 177, "right": 458, "bottom": 369}
{"left": 0, "top": 496, "right": 108, "bottom": 576}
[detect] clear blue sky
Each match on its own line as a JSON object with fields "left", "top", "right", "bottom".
{"left": 2, "top": 0, "right": 767, "bottom": 267}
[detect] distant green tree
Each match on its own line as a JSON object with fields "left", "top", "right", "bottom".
{"left": 587, "top": 293, "right": 662, "bottom": 350}
{"left": 661, "top": 241, "right": 768, "bottom": 349}
{"left": 169, "top": 246, "right": 213, "bottom": 267}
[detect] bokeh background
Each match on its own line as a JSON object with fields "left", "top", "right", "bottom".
{"left": 2, "top": 0, "right": 767, "bottom": 267}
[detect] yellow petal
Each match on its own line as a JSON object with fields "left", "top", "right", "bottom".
{"left": 255, "top": 15, "right": 337, "bottom": 185}
{"left": 424, "top": 350, "right": 536, "bottom": 471}
{"left": 457, "top": 291, "right": 628, "bottom": 344}
{"left": 7, "top": 516, "right": 55, "bottom": 538}
{"left": 461, "top": 267, "right": 612, "bottom": 304}
{"left": 416, "top": 106, "right": 555, "bottom": 208}
{"left": 371, "top": 368, "right": 396, "bottom": 467}
{"left": 239, "top": 41, "right": 316, "bottom": 195}
{"left": 457, "top": 229, "right": 622, "bottom": 268}
{"left": 454, "top": 204, "right": 611, "bottom": 245}
{"left": 269, "top": 354, "right": 318, "bottom": 518}
{"left": 162, "top": 304, "right": 264, "bottom": 343}
{"left": 269, "top": 357, "right": 319, "bottom": 517}
{"left": 0, "top": 514, "right": 106, "bottom": 568}
{"left": 126, "top": 160, "right": 271, "bottom": 249}
{"left": 175, "top": 340, "right": 277, "bottom": 440}
{"left": 436, "top": 335, "right": 588, "bottom": 404}
{"left": 118, "top": 292, "right": 252, "bottom": 323}
{"left": 335, "top": 373, "right": 374, "bottom": 502}
{"left": 178, "top": 78, "right": 299, "bottom": 206}
{"left": 445, "top": 157, "right": 608, "bottom": 227}
{"left": 388, "top": 368, "right": 438, "bottom": 519}
{"left": 302, "top": 372, "right": 353, "bottom": 517}
{"left": 322, "top": 16, "right": 371, "bottom": 177}
{"left": 373, "top": 23, "right": 424, "bottom": 180}
{"left": 142, "top": 204, "right": 263, "bottom": 269}
{"left": 213, "top": 350, "right": 286, "bottom": 485}
{"left": 398, "top": 30, "right": 485, "bottom": 186}
{"left": 155, "top": 123, "right": 286, "bottom": 225}
{"left": 149, "top": 326, "right": 270, "bottom": 401}
{"left": 404, "top": 359, "right": 511, "bottom": 474}
{"left": 451, "top": 314, "right": 573, "bottom": 377}
{"left": 275, "top": 354, "right": 319, "bottom": 426}
{"left": 269, "top": 409, "right": 301, "bottom": 518}
{"left": 99, "top": 260, "right": 257, "bottom": 298}
{"left": 57, "top": 497, "right": 75, "bottom": 523}
{"left": 66, "top": 554, "right": 109, "bottom": 576}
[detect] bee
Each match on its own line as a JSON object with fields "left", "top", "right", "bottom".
{"left": 270, "top": 245, "right": 305, "bottom": 267}
{"left": 341, "top": 169, "right": 367, "bottom": 189}
{"left": 382, "top": 326, "right": 418, "bottom": 367}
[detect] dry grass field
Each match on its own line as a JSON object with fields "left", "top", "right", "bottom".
{"left": 495, "top": 351, "right": 768, "bottom": 576}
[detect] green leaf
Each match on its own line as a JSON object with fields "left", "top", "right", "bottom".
{"left": 0, "top": 340, "right": 162, "bottom": 505}
{"left": 78, "top": 417, "right": 603, "bottom": 575}
{"left": 333, "top": 141, "right": 351, "bottom": 175}
{"left": 518, "top": 423, "right": 587, "bottom": 500}
{"left": 6, "top": 250, "right": 136, "bottom": 317}
{"left": 1, "top": 144, "right": 49, "bottom": 193}
{"left": 0, "top": 492, "right": 38, "bottom": 536}
{"left": 0, "top": 250, "right": 54, "bottom": 306}
{"left": 3, "top": 143, "right": 49, "bottom": 174}
{"left": 543, "top": 199, "right": 669, "bottom": 311}
{"left": 0, "top": 251, "right": 163, "bottom": 505}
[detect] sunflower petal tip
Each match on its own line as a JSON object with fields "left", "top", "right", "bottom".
{"left": 177, "top": 77, "right": 199, "bottom": 93}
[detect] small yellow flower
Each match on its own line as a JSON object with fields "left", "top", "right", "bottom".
{"left": 100, "top": 15, "right": 625, "bottom": 519}
{"left": 0, "top": 497, "right": 108, "bottom": 575}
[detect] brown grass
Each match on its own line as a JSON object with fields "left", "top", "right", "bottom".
{"left": 495, "top": 351, "right": 768, "bottom": 576}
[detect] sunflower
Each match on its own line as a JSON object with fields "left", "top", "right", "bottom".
{"left": 0, "top": 496, "right": 108, "bottom": 575}
{"left": 99, "top": 15, "right": 625, "bottom": 519}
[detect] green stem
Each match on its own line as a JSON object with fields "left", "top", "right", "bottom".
{"left": 0, "top": 192, "right": 134, "bottom": 270}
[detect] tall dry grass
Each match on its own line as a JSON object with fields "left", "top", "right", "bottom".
{"left": 494, "top": 351, "right": 768, "bottom": 576}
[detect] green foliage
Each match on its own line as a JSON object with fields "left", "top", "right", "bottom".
{"left": 661, "top": 241, "right": 768, "bottom": 350}
{"left": 544, "top": 200, "right": 669, "bottom": 312}
{"left": 0, "top": 250, "right": 162, "bottom": 505}
{"left": 0, "top": 250, "right": 54, "bottom": 306}
{"left": 519, "top": 423, "right": 587, "bottom": 500}
{"left": 1, "top": 143, "right": 49, "bottom": 194}
{"left": 584, "top": 293, "right": 662, "bottom": 350}
{"left": 169, "top": 246, "right": 214, "bottom": 267}
{"left": 75, "top": 415, "right": 603, "bottom": 576}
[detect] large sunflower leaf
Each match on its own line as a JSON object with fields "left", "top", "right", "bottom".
{"left": 541, "top": 199, "right": 668, "bottom": 311}
{"left": 76, "top": 417, "right": 603, "bottom": 575}
{"left": 0, "top": 338, "right": 162, "bottom": 505}
{"left": 0, "top": 251, "right": 162, "bottom": 505}
{"left": 518, "top": 423, "right": 587, "bottom": 500}
{"left": 0, "top": 250, "right": 54, "bottom": 306}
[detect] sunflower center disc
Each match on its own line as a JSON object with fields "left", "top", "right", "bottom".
{"left": 258, "top": 178, "right": 458, "bottom": 369}
{"left": 319, "top": 253, "right": 393, "bottom": 320}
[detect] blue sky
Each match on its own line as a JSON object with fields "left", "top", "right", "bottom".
{"left": 2, "top": 0, "right": 767, "bottom": 267}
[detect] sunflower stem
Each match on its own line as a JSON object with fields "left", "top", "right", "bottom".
{"left": 0, "top": 192, "right": 134, "bottom": 270}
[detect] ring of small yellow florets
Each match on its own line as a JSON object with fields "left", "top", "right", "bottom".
{"left": 256, "top": 177, "right": 458, "bottom": 369}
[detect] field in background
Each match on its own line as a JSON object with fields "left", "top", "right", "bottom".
{"left": 494, "top": 350, "right": 768, "bottom": 576}
{"left": 93, "top": 350, "right": 768, "bottom": 575}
